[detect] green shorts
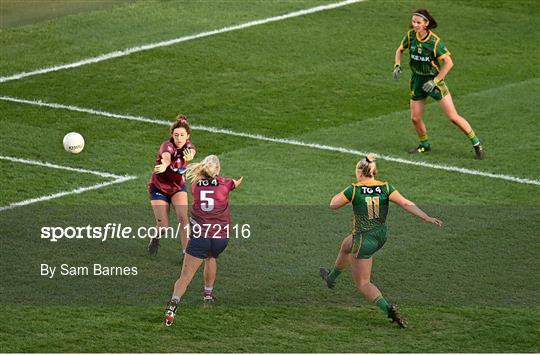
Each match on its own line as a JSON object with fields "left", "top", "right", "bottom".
{"left": 350, "top": 225, "right": 388, "bottom": 259}
{"left": 410, "top": 74, "right": 450, "bottom": 101}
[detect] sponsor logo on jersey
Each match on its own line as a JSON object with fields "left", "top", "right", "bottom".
{"left": 197, "top": 179, "right": 219, "bottom": 186}
{"left": 360, "top": 186, "right": 383, "bottom": 195}
{"left": 411, "top": 54, "right": 431, "bottom": 62}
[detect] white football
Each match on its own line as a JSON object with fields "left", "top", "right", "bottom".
{"left": 63, "top": 132, "right": 85, "bottom": 154}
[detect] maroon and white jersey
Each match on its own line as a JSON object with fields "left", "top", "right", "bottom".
{"left": 190, "top": 176, "right": 236, "bottom": 239}
{"left": 149, "top": 139, "right": 196, "bottom": 195}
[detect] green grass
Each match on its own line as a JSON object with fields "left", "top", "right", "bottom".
{"left": 0, "top": 159, "right": 107, "bottom": 205}
{"left": 0, "top": 0, "right": 135, "bottom": 29}
{"left": 1, "top": 305, "right": 537, "bottom": 352}
{"left": 0, "top": 0, "right": 539, "bottom": 352}
{"left": 0, "top": 0, "right": 331, "bottom": 75}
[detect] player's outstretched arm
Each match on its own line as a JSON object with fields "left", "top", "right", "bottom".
{"left": 154, "top": 152, "right": 172, "bottom": 173}
{"left": 233, "top": 176, "right": 243, "bottom": 188}
{"left": 389, "top": 191, "right": 443, "bottom": 226}
{"left": 330, "top": 192, "right": 349, "bottom": 210}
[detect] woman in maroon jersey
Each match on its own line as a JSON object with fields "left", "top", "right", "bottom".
{"left": 147, "top": 114, "right": 196, "bottom": 256}
{"left": 164, "top": 155, "right": 243, "bottom": 326}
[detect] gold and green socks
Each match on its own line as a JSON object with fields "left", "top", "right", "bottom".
{"left": 467, "top": 130, "right": 480, "bottom": 146}
{"left": 419, "top": 133, "right": 430, "bottom": 148}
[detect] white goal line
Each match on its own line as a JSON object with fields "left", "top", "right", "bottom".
{"left": 0, "top": 0, "right": 365, "bottom": 84}
{"left": 1, "top": 95, "right": 538, "bottom": 187}
{"left": 0, "top": 155, "right": 136, "bottom": 211}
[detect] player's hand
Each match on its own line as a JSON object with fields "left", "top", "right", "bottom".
{"left": 392, "top": 64, "right": 402, "bottom": 81}
{"left": 154, "top": 163, "right": 167, "bottom": 174}
{"left": 422, "top": 79, "right": 438, "bottom": 93}
{"left": 426, "top": 217, "right": 443, "bottom": 226}
{"left": 234, "top": 176, "right": 244, "bottom": 187}
{"left": 183, "top": 148, "right": 195, "bottom": 162}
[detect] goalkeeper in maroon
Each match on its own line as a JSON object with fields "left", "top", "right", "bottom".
{"left": 164, "top": 155, "right": 243, "bottom": 326}
{"left": 393, "top": 8, "right": 485, "bottom": 159}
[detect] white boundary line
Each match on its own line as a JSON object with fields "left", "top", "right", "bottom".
{"left": 0, "top": 155, "right": 136, "bottom": 211}
{"left": 0, "top": 0, "right": 365, "bottom": 84}
{"left": 0, "top": 155, "right": 124, "bottom": 179}
{"left": 1, "top": 95, "right": 539, "bottom": 187}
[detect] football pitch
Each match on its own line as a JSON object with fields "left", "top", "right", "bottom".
{"left": 0, "top": 0, "right": 539, "bottom": 352}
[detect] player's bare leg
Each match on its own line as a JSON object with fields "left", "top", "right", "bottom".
{"left": 203, "top": 257, "right": 217, "bottom": 303}
{"left": 439, "top": 95, "right": 472, "bottom": 133}
{"left": 350, "top": 257, "right": 381, "bottom": 300}
{"left": 409, "top": 99, "right": 431, "bottom": 153}
{"left": 439, "top": 95, "right": 484, "bottom": 159}
{"left": 173, "top": 254, "right": 205, "bottom": 299}
{"left": 350, "top": 257, "right": 406, "bottom": 328}
{"left": 165, "top": 254, "right": 204, "bottom": 326}
{"left": 172, "top": 191, "right": 189, "bottom": 253}
{"left": 149, "top": 200, "right": 169, "bottom": 256}
{"left": 320, "top": 234, "right": 352, "bottom": 289}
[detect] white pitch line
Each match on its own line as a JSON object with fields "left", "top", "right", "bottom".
{"left": 0, "top": 155, "right": 126, "bottom": 179}
{"left": 0, "top": 0, "right": 365, "bottom": 84}
{"left": 0, "top": 96, "right": 170, "bottom": 126}
{"left": 0, "top": 155, "right": 136, "bottom": 211}
{"left": 0, "top": 177, "right": 133, "bottom": 212}
{"left": 1, "top": 95, "right": 539, "bottom": 187}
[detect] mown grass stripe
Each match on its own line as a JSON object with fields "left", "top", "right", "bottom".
{"left": 1, "top": 95, "right": 538, "bottom": 187}
{"left": 0, "top": 0, "right": 365, "bottom": 84}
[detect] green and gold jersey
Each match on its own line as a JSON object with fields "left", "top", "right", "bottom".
{"left": 342, "top": 180, "right": 396, "bottom": 234}
{"left": 401, "top": 30, "right": 450, "bottom": 76}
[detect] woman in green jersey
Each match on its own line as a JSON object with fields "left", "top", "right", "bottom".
{"left": 320, "top": 154, "right": 442, "bottom": 328}
{"left": 393, "top": 8, "right": 485, "bottom": 160}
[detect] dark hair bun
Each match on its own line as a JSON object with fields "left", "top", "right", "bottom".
{"left": 176, "top": 114, "right": 188, "bottom": 122}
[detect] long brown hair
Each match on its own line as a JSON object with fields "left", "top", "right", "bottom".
{"left": 412, "top": 8, "right": 438, "bottom": 30}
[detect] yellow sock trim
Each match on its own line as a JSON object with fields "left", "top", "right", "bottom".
{"left": 419, "top": 133, "right": 428, "bottom": 141}
{"left": 467, "top": 130, "right": 476, "bottom": 139}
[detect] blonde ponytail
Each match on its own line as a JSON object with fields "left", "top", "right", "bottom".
{"left": 186, "top": 155, "right": 220, "bottom": 182}
{"left": 356, "top": 153, "right": 377, "bottom": 178}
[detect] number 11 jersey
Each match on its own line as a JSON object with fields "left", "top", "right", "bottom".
{"left": 342, "top": 180, "right": 397, "bottom": 234}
